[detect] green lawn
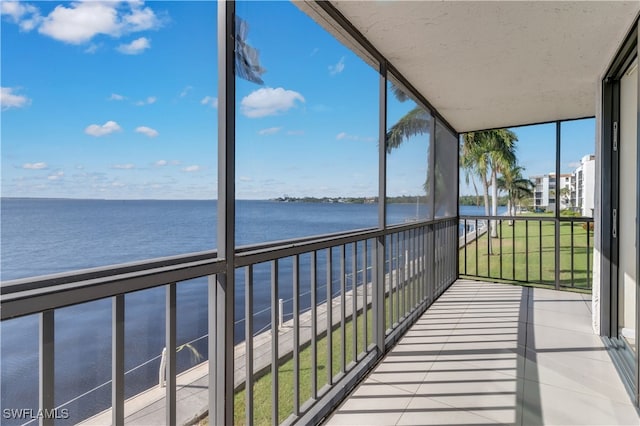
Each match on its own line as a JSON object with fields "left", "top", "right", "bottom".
{"left": 459, "top": 217, "right": 594, "bottom": 291}
{"left": 199, "top": 276, "right": 425, "bottom": 426}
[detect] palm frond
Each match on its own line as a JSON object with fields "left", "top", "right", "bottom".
{"left": 385, "top": 107, "right": 431, "bottom": 152}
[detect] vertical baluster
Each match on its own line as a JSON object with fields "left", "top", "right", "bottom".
{"left": 326, "top": 248, "right": 333, "bottom": 385}
{"left": 586, "top": 221, "right": 591, "bottom": 288}
{"left": 499, "top": 219, "right": 503, "bottom": 280}
{"left": 387, "top": 235, "right": 393, "bottom": 331}
{"left": 421, "top": 226, "right": 426, "bottom": 302}
{"left": 245, "top": 266, "right": 254, "bottom": 425}
{"left": 395, "top": 232, "right": 401, "bottom": 324}
{"left": 475, "top": 219, "right": 479, "bottom": 276}
{"left": 352, "top": 242, "right": 358, "bottom": 362}
{"left": 166, "top": 283, "right": 176, "bottom": 426}
{"left": 340, "top": 245, "right": 346, "bottom": 374}
{"left": 373, "top": 236, "right": 385, "bottom": 352}
{"left": 410, "top": 229, "right": 415, "bottom": 310}
{"left": 571, "top": 221, "right": 575, "bottom": 287}
{"left": 525, "top": 220, "right": 529, "bottom": 282}
{"left": 487, "top": 220, "right": 491, "bottom": 278}
{"left": 464, "top": 219, "right": 468, "bottom": 276}
{"left": 512, "top": 219, "right": 516, "bottom": 281}
{"left": 310, "top": 251, "right": 317, "bottom": 400}
{"left": 539, "top": 220, "right": 543, "bottom": 282}
{"left": 293, "top": 255, "right": 300, "bottom": 415}
{"left": 400, "top": 231, "right": 405, "bottom": 319}
{"left": 112, "top": 295, "right": 124, "bottom": 426}
{"left": 363, "top": 239, "right": 368, "bottom": 350}
{"left": 39, "top": 310, "right": 55, "bottom": 426}
{"left": 270, "top": 262, "right": 279, "bottom": 425}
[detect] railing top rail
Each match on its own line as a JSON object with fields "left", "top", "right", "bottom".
{"left": 1, "top": 256, "right": 226, "bottom": 320}
{"left": 1, "top": 217, "right": 457, "bottom": 320}
{"left": 459, "top": 214, "right": 594, "bottom": 222}
{"left": 235, "top": 217, "right": 455, "bottom": 267}
{"left": 1, "top": 249, "right": 219, "bottom": 293}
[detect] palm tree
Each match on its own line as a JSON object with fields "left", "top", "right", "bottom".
{"left": 559, "top": 186, "right": 572, "bottom": 209}
{"left": 496, "top": 164, "right": 534, "bottom": 220}
{"left": 462, "top": 129, "right": 517, "bottom": 237}
{"left": 385, "top": 86, "right": 518, "bottom": 241}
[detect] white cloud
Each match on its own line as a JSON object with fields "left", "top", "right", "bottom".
{"left": 239, "top": 176, "right": 252, "bottom": 182}
{"left": 1, "top": 87, "right": 31, "bottom": 110}
{"left": 182, "top": 165, "right": 201, "bottom": 172}
{"left": 22, "top": 162, "right": 47, "bottom": 170}
{"left": 112, "top": 164, "right": 135, "bottom": 169}
{"left": 109, "top": 93, "right": 125, "bottom": 101}
{"left": 117, "top": 37, "right": 150, "bottom": 54}
{"left": 1, "top": 2, "right": 42, "bottom": 31}
{"left": 258, "top": 127, "right": 282, "bottom": 136}
{"left": 135, "top": 96, "right": 156, "bottom": 106}
{"left": 329, "top": 56, "right": 345, "bottom": 75}
{"left": 84, "top": 43, "right": 99, "bottom": 54}
{"left": 47, "top": 171, "right": 64, "bottom": 180}
{"left": 336, "top": 132, "right": 375, "bottom": 142}
{"left": 154, "top": 160, "right": 168, "bottom": 166}
{"left": 201, "top": 96, "right": 218, "bottom": 108}
{"left": 85, "top": 120, "right": 122, "bottom": 137}
{"left": 567, "top": 161, "right": 581, "bottom": 169}
{"left": 240, "top": 87, "right": 305, "bottom": 118}
{"left": 179, "top": 86, "right": 192, "bottom": 98}
{"left": 135, "top": 126, "right": 159, "bottom": 138}
{"left": 37, "top": 2, "right": 162, "bottom": 45}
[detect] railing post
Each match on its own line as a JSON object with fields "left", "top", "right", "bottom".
{"left": 165, "top": 284, "right": 177, "bottom": 425}
{"left": 374, "top": 236, "right": 386, "bottom": 352}
{"left": 39, "top": 310, "right": 54, "bottom": 426}
{"left": 112, "top": 295, "right": 125, "bottom": 425}
{"left": 214, "top": 0, "right": 236, "bottom": 424}
{"left": 375, "top": 59, "right": 387, "bottom": 353}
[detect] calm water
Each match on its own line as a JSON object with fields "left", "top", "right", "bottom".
{"left": 0, "top": 199, "right": 493, "bottom": 424}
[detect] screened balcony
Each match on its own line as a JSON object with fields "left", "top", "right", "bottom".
{"left": 2, "top": 1, "right": 640, "bottom": 426}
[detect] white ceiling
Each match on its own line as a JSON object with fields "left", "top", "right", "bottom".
{"left": 320, "top": 1, "right": 639, "bottom": 133}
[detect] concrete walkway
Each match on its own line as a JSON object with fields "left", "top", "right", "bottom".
{"left": 327, "top": 279, "right": 640, "bottom": 425}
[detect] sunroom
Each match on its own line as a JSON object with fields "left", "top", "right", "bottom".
{"left": 1, "top": 1, "right": 639, "bottom": 425}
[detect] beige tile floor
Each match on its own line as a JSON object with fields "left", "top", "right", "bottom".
{"left": 326, "top": 279, "right": 640, "bottom": 426}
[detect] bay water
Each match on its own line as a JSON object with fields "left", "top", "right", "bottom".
{"left": 0, "top": 199, "right": 493, "bottom": 424}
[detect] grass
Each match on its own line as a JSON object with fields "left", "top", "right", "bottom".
{"left": 194, "top": 293, "right": 374, "bottom": 425}
{"left": 232, "top": 304, "right": 373, "bottom": 426}
{"left": 459, "top": 215, "right": 594, "bottom": 290}
{"left": 198, "top": 276, "right": 426, "bottom": 426}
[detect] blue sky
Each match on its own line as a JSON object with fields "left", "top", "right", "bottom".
{"left": 1, "top": 1, "right": 595, "bottom": 200}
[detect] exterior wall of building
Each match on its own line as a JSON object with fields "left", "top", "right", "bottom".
{"left": 530, "top": 157, "right": 595, "bottom": 216}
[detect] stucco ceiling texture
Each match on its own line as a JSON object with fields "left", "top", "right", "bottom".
{"left": 330, "top": 0, "right": 639, "bottom": 133}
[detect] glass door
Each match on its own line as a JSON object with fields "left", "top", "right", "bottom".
{"left": 617, "top": 57, "right": 638, "bottom": 355}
